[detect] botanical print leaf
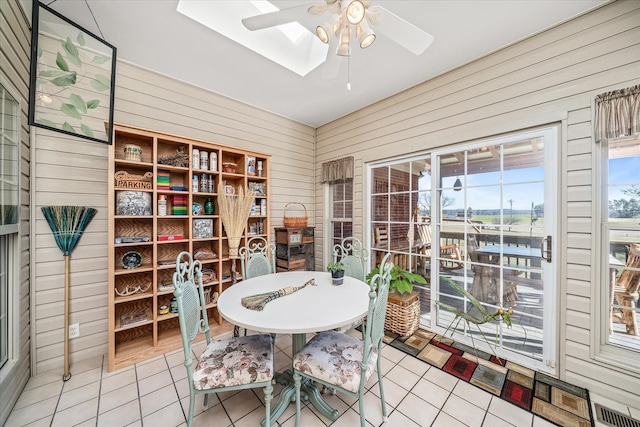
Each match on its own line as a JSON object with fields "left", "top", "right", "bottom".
{"left": 56, "top": 52, "right": 69, "bottom": 71}
{"left": 86, "top": 99, "right": 100, "bottom": 109}
{"left": 92, "top": 55, "right": 110, "bottom": 64}
{"left": 76, "top": 32, "right": 85, "bottom": 46}
{"left": 62, "top": 122, "right": 75, "bottom": 132}
{"left": 37, "top": 118, "right": 57, "bottom": 127}
{"left": 61, "top": 103, "right": 81, "bottom": 119}
{"left": 63, "top": 37, "right": 81, "bottom": 67}
{"left": 81, "top": 124, "right": 94, "bottom": 137}
{"left": 69, "top": 93, "right": 87, "bottom": 114}
{"left": 63, "top": 36, "right": 79, "bottom": 57}
{"left": 39, "top": 70, "right": 67, "bottom": 78}
{"left": 51, "top": 72, "right": 77, "bottom": 87}
{"left": 91, "top": 74, "right": 110, "bottom": 91}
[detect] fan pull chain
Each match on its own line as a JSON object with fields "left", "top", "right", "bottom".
{"left": 347, "top": 27, "right": 351, "bottom": 91}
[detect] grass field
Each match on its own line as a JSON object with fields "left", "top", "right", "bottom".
{"left": 470, "top": 213, "right": 543, "bottom": 226}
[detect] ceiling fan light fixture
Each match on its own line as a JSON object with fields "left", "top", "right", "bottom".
{"left": 336, "top": 26, "right": 351, "bottom": 56}
{"left": 356, "top": 21, "right": 375, "bottom": 48}
{"left": 316, "top": 24, "right": 330, "bottom": 43}
{"left": 346, "top": 0, "right": 366, "bottom": 25}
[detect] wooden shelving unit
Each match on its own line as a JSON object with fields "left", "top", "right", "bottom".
{"left": 108, "top": 124, "right": 270, "bottom": 371}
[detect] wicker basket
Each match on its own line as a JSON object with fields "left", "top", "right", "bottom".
{"left": 283, "top": 202, "right": 308, "bottom": 228}
{"left": 385, "top": 291, "right": 420, "bottom": 336}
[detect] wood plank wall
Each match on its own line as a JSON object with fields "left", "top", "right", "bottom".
{"left": 31, "top": 61, "right": 315, "bottom": 374}
{"left": 314, "top": 0, "right": 640, "bottom": 407}
{"left": 0, "top": 0, "right": 32, "bottom": 424}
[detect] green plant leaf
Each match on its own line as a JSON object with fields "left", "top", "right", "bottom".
{"left": 62, "top": 122, "right": 75, "bottom": 132}
{"left": 90, "top": 74, "right": 110, "bottom": 91}
{"left": 367, "top": 262, "right": 426, "bottom": 294}
{"left": 61, "top": 103, "right": 82, "bottom": 119}
{"left": 36, "top": 118, "right": 57, "bottom": 128}
{"left": 37, "top": 45, "right": 42, "bottom": 58}
{"left": 51, "top": 72, "right": 77, "bottom": 87}
{"left": 56, "top": 52, "right": 69, "bottom": 71}
{"left": 69, "top": 93, "right": 87, "bottom": 114}
{"left": 80, "top": 123, "right": 94, "bottom": 137}
{"left": 92, "top": 55, "right": 110, "bottom": 64}
{"left": 76, "top": 32, "right": 85, "bottom": 46}
{"left": 86, "top": 99, "right": 100, "bottom": 109}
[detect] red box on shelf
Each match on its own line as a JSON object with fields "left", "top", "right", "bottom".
{"left": 158, "top": 234, "right": 184, "bottom": 241}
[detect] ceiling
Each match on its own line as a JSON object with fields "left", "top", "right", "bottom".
{"left": 44, "top": 0, "right": 608, "bottom": 128}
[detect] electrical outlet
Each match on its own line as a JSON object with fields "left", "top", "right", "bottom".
{"left": 69, "top": 323, "right": 80, "bottom": 339}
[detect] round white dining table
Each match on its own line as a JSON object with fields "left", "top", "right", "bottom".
{"left": 217, "top": 270, "right": 371, "bottom": 426}
{"left": 217, "top": 270, "right": 370, "bottom": 336}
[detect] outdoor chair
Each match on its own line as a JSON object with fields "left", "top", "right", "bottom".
{"left": 172, "top": 251, "right": 274, "bottom": 427}
{"left": 416, "top": 223, "right": 464, "bottom": 273}
{"left": 292, "top": 253, "right": 392, "bottom": 427}
{"left": 612, "top": 243, "right": 640, "bottom": 335}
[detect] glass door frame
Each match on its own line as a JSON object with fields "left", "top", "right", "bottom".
{"left": 365, "top": 125, "right": 560, "bottom": 374}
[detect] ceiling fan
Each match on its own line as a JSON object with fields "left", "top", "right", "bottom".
{"left": 242, "top": 0, "right": 434, "bottom": 60}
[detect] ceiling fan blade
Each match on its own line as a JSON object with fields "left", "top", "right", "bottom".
{"left": 242, "top": 3, "right": 315, "bottom": 31}
{"left": 369, "top": 5, "right": 434, "bottom": 55}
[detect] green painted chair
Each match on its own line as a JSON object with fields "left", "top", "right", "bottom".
{"left": 292, "top": 253, "right": 392, "bottom": 427}
{"left": 173, "top": 251, "right": 274, "bottom": 427}
{"left": 235, "top": 236, "right": 277, "bottom": 336}
{"left": 333, "top": 236, "right": 369, "bottom": 281}
{"left": 331, "top": 236, "right": 369, "bottom": 333}
{"left": 239, "top": 236, "right": 276, "bottom": 279}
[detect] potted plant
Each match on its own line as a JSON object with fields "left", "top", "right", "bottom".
{"left": 366, "top": 263, "right": 427, "bottom": 294}
{"left": 367, "top": 262, "right": 428, "bottom": 336}
{"left": 327, "top": 261, "right": 345, "bottom": 285}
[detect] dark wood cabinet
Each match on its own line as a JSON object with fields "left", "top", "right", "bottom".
{"left": 275, "top": 227, "right": 314, "bottom": 271}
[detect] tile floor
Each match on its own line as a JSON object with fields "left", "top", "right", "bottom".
{"left": 4, "top": 332, "right": 635, "bottom": 427}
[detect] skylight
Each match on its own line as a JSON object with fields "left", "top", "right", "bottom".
{"left": 176, "top": 0, "right": 328, "bottom": 76}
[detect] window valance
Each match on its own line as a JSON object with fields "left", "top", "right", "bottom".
{"left": 321, "top": 156, "right": 354, "bottom": 183}
{"left": 595, "top": 84, "right": 640, "bottom": 142}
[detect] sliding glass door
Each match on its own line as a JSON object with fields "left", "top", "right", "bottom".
{"left": 369, "top": 126, "right": 558, "bottom": 372}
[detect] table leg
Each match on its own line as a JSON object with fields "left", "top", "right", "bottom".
{"left": 261, "top": 333, "right": 341, "bottom": 426}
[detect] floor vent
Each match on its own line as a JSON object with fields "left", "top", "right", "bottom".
{"left": 595, "top": 404, "right": 640, "bottom": 427}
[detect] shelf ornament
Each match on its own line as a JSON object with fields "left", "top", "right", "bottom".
{"left": 41, "top": 205, "right": 97, "bottom": 381}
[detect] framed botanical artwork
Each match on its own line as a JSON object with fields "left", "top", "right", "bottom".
{"left": 28, "top": 1, "right": 117, "bottom": 144}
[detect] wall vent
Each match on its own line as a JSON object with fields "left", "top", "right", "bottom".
{"left": 595, "top": 404, "right": 640, "bottom": 427}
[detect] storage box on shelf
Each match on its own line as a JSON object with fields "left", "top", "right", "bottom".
{"left": 108, "top": 124, "right": 270, "bottom": 371}
{"left": 275, "top": 227, "right": 315, "bottom": 271}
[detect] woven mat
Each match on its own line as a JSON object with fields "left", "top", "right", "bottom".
{"left": 384, "top": 328, "right": 594, "bottom": 427}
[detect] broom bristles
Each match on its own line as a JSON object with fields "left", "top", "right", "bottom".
{"left": 217, "top": 182, "right": 255, "bottom": 255}
{"left": 41, "top": 206, "right": 97, "bottom": 256}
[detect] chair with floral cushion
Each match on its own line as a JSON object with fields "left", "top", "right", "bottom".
{"left": 173, "top": 251, "right": 274, "bottom": 427}
{"left": 292, "top": 253, "right": 392, "bottom": 427}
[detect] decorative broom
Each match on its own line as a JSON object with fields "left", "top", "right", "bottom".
{"left": 41, "top": 205, "right": 97, "bottom": 381}
{"left": 217, "top": 181, "right": 255, "bottom": 273}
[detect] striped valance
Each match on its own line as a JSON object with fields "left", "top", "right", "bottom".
{"left": 595, "top": 84, "right": 640, "bottom": 142}
{"left": 321, "top": 156, "right": 354, "bottom": 183}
